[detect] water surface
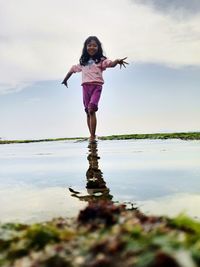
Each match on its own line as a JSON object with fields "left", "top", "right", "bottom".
{"left": 0, "top": 139, "right": 200, "bottom": 223}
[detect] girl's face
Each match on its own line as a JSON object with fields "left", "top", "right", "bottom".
{"left": 86, "top": 40, "right": 98, "bottom": 57}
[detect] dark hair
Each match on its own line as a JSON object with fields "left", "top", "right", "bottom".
{"left": 79, "top": 36, "right": 106, "bottom": 66}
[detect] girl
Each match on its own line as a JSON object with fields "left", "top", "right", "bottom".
{"left": 62, "top": 36, "right": 128, "bottom": 142}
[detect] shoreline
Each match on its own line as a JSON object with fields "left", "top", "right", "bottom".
{"left": 1, "top": 132, "right": 200, "bottom": 144}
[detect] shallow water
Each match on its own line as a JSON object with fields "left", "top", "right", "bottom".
{"left": 0, "top": 139, "right": 200, "bottom": 223}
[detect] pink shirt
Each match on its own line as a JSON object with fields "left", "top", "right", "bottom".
{"left": 69, "top": 58, "right": 113, "bottom": 85}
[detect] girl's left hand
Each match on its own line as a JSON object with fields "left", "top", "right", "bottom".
{"left": 118, "top": 57, "right": 129, "bottom": 69}
{"left": 61, "top": 80, "right": 68, "bottom": 88}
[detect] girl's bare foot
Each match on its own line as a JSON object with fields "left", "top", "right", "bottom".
{"left": 89, "top": 135, "right": 97, "bottom": 143}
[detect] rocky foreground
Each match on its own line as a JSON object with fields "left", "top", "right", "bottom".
{"left": 1, "top": 201, "right": 200, "bottom": 267}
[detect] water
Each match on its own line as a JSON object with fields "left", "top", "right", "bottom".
{"left": 0, "top": 139, "right": 200, "bottom": 223}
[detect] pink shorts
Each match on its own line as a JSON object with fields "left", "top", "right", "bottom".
{"left": 82, "top": 83, "right": 102, "bottom": 113}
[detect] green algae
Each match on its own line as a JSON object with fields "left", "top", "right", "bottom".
{"left": 1, "top": 201, "right": 200, "bottom": 267}
{"left": 1, "top": 132, "right": 200, "bottom": 144}
{"left": 100, "top": 132, "right": 200, "bottom": 141}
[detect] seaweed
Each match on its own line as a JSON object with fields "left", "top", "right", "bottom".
{"left": 1, "top": 201, "right": 200, "bottom": 267}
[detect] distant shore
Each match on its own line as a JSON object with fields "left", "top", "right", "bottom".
{"left": 0, "top": 132, "right": 200, "bottom": 144}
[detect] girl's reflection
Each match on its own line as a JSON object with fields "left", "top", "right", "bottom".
{"left": 69, "top": 141, "right": 113, "bottom": 202}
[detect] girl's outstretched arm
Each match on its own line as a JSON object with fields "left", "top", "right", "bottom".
{"left": 111, "top": 57, "right": 129, "bottom": 68}
{"left": 61, "top": 72, "right": 73, "bottom": 88}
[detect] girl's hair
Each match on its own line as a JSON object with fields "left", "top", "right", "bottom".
{"left": 79, "top": 36, "right": 106, "bottom": 66}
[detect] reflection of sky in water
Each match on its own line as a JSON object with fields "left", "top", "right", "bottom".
{"left": 138, "top": 193, "right": 200, "bottom": 219}
{"left": 0, "top": 186, "right": 87, "bottom": 223}
{"left": 0, "top": 139, "right": 200, "bottom": 222}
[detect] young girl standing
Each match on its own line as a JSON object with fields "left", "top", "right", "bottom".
{"left": 62, "top": 36, "right": 128, "bottom": 142}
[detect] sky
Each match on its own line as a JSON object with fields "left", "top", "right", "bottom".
{"left": 0, "top": 0, "right": 200, "bottom": 139}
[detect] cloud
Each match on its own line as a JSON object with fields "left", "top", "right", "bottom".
{"left": 1, "top": 0, "right": 200, "bottom": 94}
{"left": 134, "top": 0, "right": 200, "bottom": 17}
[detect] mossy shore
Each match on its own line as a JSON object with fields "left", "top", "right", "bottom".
{"left": 100, "top": 132, "right": 200, "bottom": 141}
{"left": 1, "top": 132, "right": 200, "bottom": 144}
{"left": 1, "top": 201, "right": 200, "bottom": 267}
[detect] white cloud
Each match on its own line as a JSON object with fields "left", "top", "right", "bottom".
{"left": 0, "top": 0, "right": 200, "bottom": 94}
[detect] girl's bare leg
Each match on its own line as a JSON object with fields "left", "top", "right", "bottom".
{"left": 87, "top": 114, "right": 91, "bottom": 134}
{"left": 88, "top": 110, "right": 97, "bottom": 140}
